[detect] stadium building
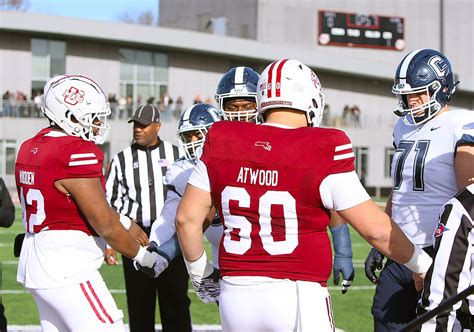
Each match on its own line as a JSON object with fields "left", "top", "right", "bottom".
{"left": 0, "top": 0, "right": 473, "bottom": 198}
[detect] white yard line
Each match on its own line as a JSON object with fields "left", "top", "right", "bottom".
{"left": 0, "top": 285, "right": 375, "bottom": 295}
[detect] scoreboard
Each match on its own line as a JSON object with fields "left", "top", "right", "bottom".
{"left": 318, "top": 10, "right": 405, "bottom": 50}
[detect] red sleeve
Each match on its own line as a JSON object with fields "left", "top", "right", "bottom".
{"left": 56, "top": 140, "right": 104, "bottom": 180}
{"left": 327, "top": 130, "right": 355, "bottom": 175}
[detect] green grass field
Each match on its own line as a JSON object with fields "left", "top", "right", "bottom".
{"left": 1, "top": 207, "right": 379, "bottom": 331}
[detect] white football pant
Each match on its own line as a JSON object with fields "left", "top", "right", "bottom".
{"left": 28, "top": 271, "right": 124, "bottom": 332}
{"left": 219, "top": 276, "right": 335, "bottom": 332}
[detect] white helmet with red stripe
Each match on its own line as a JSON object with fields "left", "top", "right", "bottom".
{"left": 257, "top": 59, "right": 326, "bottom": 127}
{"left": 42, "top": 75, "right": 111, "bottom": 144}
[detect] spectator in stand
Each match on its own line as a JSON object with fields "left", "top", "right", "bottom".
{"left": 16, "top": 91, "right": 28, "bottom": 117}
{"left": 2, "top": 90, "right": 12, "bottom": 117}
{"left": 126, "top": 95, "right": 133, "bottom": 118}
{"left": 342, "top": 104, "right": 351, "bottom": 126}
{"left": 173, "top": 96, "right": 183, "bottom": 120}
{"left": 322, "top": 103, "right": 331, "bottom": 127}
{"left": 193, "top": 94, "right": 202, "bottom": 104}
{"left": 352, "top": 105, "right": 361, "bottom": 126}
{"left": 33, "top": 92, "right": 42, "bottom": 118}
{"left": 118, "top": 96, "right": 126, "bottom": 120}
{"left": 161, "top": 93, "right": 172, "bottom": 121}
{"left": 108, "top": 93, "right": 118, "bottom": 119}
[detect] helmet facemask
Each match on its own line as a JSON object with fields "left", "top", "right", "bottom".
{"left": 220, "top": 96, "right": 258, "bottom": 122}
{"left": 392, "top": 81, "right": 443, "bottom": 126}
{"left": 215, "top": 67, "right": 260, "bottom": 123}
{"left": 177, "top": 103, "right": 221, "bottom": 160}
{"left": 178, "top": 126, "right": 209, "bottom": 160}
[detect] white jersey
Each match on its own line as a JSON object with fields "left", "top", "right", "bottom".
{"left": 391, "top": 109, "right": 474, "bottom": 246}
{"left": 149, "top": 157, "right": 223, "bottom": 268}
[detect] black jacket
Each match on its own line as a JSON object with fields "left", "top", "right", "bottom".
{"left": 0, "top": 177, "right": 14, "bottom": 228}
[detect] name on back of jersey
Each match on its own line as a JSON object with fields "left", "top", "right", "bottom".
{"left": 19, "top": 170, "right": 35, "bottom": 185}
{"left": 236, "top": 166, "right": 278, "bottom": 187}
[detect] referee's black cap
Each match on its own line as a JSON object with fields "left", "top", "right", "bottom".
{"left": 128, "top": 104, "right": 161, "bottom": 125}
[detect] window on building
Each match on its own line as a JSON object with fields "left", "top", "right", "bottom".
{"left": 0, "top": 140, "right": 16, "bottom": 176}
{"left": 384, "top": 147, "right": 395, "bottom": 178}
{"left": 354, "top": 146, "right": 368, "bottom": 179}
{"left": 119, "top": 48, "right": 169, "bottom": 109}
{"left": 31, "top": 39, "right": 66, "bottom": 98}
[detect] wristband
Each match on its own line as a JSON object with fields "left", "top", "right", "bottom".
{"left": 184, "top": 251, "right": 213, "bottom": 278}
{"left": 404, "top": 245, "right": 433, "bottom": 274}
{"left": 133, "top": 246, "right": 147, "bottom": 263}
{"left": 155, "top": 235, "right": 181, "bottom": 262}
{"left": 119, "top": 214, "right": 132, "bottom": 230}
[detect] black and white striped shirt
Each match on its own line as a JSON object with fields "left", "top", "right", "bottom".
{"left": 419, "top": 184, "right": 474, "bottom": 331}
{"left": 106, "top": 139, "right": 181, "bottom": 228}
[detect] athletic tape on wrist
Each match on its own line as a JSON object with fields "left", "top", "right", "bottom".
{"left": 184, "top": 251, "right": 213, "bottom": 278}
{"left": 404, "top": 245, "right": 433, "bottom": 274}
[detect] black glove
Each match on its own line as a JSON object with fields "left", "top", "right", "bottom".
{"left": 364, "top": 248, "right": 385, "bottom": 284}
{"left": 134, "top": 242, "right": 169, "bottom": 278}
{"left": 13, "top": 233, "right": 25, "bottom": 258}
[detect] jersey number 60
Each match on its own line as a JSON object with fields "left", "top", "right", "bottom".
{"left": 221, "top": 186, "right": 298, "bottom": 256}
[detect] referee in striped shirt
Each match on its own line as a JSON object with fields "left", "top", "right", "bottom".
{"left": 105, "top": 104, "right": 191, "bottom": 332}
{"left": 418, "top": 183, "right": 474, "bottom": 331}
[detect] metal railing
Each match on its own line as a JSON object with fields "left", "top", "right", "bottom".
{"left": 0, "top": 101, "right": 182, "bottom": 122}
{"left": 0, "top": 101, "right": 397, "bottom": 129}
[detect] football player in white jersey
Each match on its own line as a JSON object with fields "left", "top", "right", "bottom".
{"left": 135, "top": 103, "right": 222, "bottom": 278}
{"left": 365, "top": 49, "right": 474, "bottom": 331}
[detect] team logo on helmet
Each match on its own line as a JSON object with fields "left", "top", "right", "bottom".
{"left": 63, "top": 87, "right": 85, "bottom": 105}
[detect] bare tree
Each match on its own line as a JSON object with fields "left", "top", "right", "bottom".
{"left": 0, "top": 0, "right": 30, "bottom": 10}
{"left": 118, "top": 10, "right": 156, "bottom": 26}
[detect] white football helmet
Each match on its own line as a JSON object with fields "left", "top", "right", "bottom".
{"left": 42, "top": 75, "right": 111, "bottom": 144}
{"left": 257, "top": 59, "right": 326, "bottom": 127}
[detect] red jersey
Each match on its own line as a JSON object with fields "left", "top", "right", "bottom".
{"left": 200, "top": 121, "right": 355, "bottom": 284}
{"left": 15, "top": 128, "right": 104, "bottom": 235}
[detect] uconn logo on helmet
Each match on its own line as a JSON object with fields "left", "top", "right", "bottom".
{"left": 428, "top": 55, "right": 448, "bottom": 79}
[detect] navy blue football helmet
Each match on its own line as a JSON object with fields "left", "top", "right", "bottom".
{"left": 178, "top": 103, "right": 221, "bottom": 159}
{"left": 392, "top": 48, "right": 457, "bottom": 126}
{"left": 215, "top": 66, "right": 260, "bottom": 122}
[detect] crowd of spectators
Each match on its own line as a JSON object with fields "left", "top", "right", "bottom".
{"left": 1, "top": 90, "right": 193, "bottom": 121}
{"left": 2, "top": 90, "right": 362, "bottom": 128}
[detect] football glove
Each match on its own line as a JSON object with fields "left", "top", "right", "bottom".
{"left": 134, "top": 241, "right": 170, "bottom": 278}
{"left": 364, "top": 247, "right": 385, "bottom": 284}
{"left": 330, "top": 224, "right": 354, "bottom": 294}
{"left": 13, "top": 233, "right": 25, "bottom": 258}
{"left": 185, "top": 251, "right": 220, "bottom": 303}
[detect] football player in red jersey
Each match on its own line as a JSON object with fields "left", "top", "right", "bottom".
{"left": 175, "top": 59, "right": 433, "bottom": 331}
{"left": 15, "top": 75, "right": 158, "bottom": 331}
